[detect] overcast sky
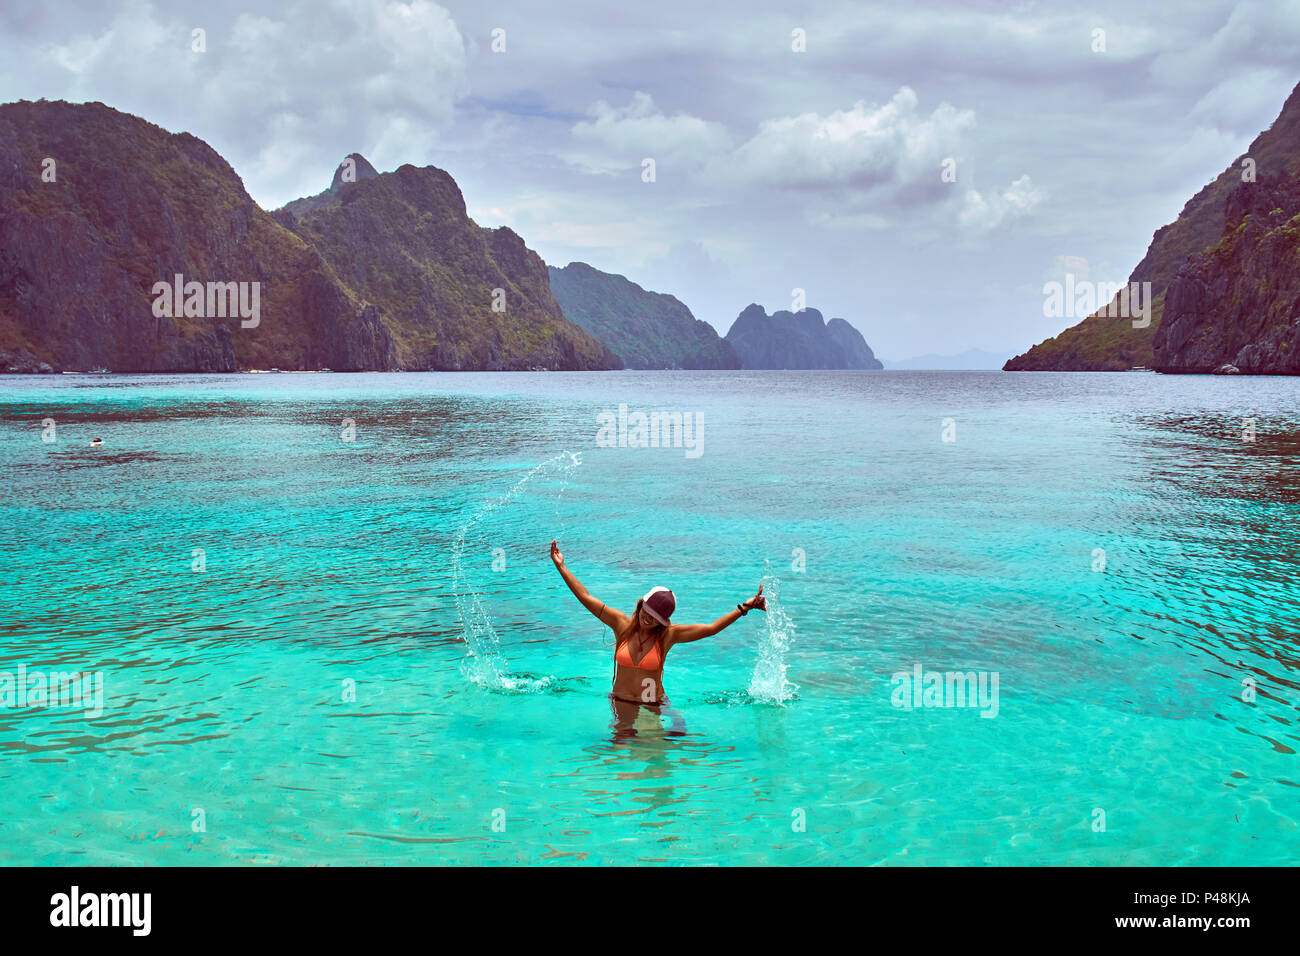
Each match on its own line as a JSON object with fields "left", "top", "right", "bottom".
{"left": 3, "top": 0, "right": 1299, "bottom": 358}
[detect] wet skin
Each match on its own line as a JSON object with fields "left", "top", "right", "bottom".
{"left": 549, "top": 539, "right": 765, "bottom": 707}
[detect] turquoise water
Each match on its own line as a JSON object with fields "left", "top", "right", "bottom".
{"left": 1, "top": 370, "right": 1297, "bottom": 865}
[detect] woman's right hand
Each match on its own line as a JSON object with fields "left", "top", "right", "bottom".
{"left": 550, "top": 539, "right": 564, "bottom": 568}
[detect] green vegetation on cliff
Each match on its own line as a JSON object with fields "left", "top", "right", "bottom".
{"left": 277, "top": 162, "right": 619, "bottom": 371}
{"left": 0, "top": 99, "right": 390, "bottom": 372}
{"left": 1153, "top": 173, "right": 1300, "bottom": 373}
{"left": 0, "top": 102, "right": 619, "bottom": 372}
{"left": 547, "top": 262, "right": 738, "bottom": 369}
{"left": 1006, "top": 81, "right": 1300, "bottom": 371}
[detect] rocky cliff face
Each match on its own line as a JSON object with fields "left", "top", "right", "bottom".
{"left": 1153, "top": 173, "right": 1300, "bottom": 373}
{"left": 0, "top": 102, "right": 617, "bottom": 372}
{"left": 724, "top": 304, "right": 883, "bottom": 369}
{"left": 824, "top": 317, "right": 884, "bottom": 369}
{"left": 1006, "top": 80, "right": 1300, "bottom": 372}
{"left": 547, "top": 261, "right": 739, "bottom": 369}
{"left": 276, "top": 162, "right": 619, "bottom": 371}
{"left": 0, "top": 100, "right": 396, "bottom": 372}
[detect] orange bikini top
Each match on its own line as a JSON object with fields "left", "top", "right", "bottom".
{"left": 616, "top": 636, "right": 663, "bottom": 670}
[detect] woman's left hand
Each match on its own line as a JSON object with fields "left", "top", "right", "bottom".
{"left": 744, "top": 584, "right": 766, "bottom": 613}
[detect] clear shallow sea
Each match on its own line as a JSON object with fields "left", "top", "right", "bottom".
{"left": 0, "top": 369, "right": 1297, "bottom": 866}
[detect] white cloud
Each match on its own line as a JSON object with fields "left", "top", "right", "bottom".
{"left": 1151, "top": 0, "right": 1300, "bottom": 90}
{"left": 723, "top": 87, "right": 975, "bottom": 191}
{"left": 469, "top": 191, "right": 678, "bottom": 261}
{"left": 1189, "top": 67, "right": 1294, "bottom": 134}
{"left": 569, "top": 91, "right": 731, "bottom": 173}
{"left": 17, "top": 0, "right": 471, "bottom": 208}
{"left": 960, "top": 174, "right": 1044, "bottom": 233}
{"left": 3, "top": 0, "right": 1296, "bottom": 357}
{"left": 1050, "top": 255, "right": 1092, "bottom": 280}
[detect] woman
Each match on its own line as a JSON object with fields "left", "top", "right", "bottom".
{"left": 549, "top": 539, "right": 766, "bottom": 727}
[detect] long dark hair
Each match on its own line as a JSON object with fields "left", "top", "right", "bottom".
{"left": 616, "top": 598, "right": 665, "bottom": 656}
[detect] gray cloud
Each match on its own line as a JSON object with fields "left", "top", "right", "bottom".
{"left": 2, "top": 0, "right": 1298, "bottom": 358}
{"left": 1, "top": 0, "right": 469, "bottom": 207}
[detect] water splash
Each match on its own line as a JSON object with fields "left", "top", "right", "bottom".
{"left": 553, "top": 451, "right": 581, "bottom": 541}
{"left": 451, "top": 452, "right": 582, "bottom": 692}
{"left": 747, "top": 561, "right": 798, "bottom": 704}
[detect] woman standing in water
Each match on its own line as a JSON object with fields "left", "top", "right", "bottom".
{"left": 550, "top": 539, "right": 766, "bottom": 735}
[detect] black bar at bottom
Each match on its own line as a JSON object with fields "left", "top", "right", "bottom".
{"left": 0, "top": 866, "right": 1284, "bottom": 943}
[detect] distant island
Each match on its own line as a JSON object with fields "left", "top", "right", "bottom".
{"left": 724, "top": 304, "right": 883, "bottom": 370}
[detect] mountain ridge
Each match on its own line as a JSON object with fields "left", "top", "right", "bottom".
{"left": 1152, "top": 171, "right": 1300, "bottom": 372}
{"left": 275, "top": 159, "right": 619, "bottom": 371}
{"left": 1005, "top": 80, "right": 1300, "bottom": 372}
{"left": 724, "top": 304, "right": 883, "bottom": 369}
{"left": 0, "top": 99, "right": 393, "bottom": 373}
{"left": 0, "top": 101, "right": 618, "bottom": 372}
{"left": 547, "top": 261, "right": 739, "bottom": 369}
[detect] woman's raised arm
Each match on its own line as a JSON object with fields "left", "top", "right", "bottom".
{"left": 668, "top": 584, "right": 766, "bottom": 646}
{"left": 550, "top": 539, "right": 626, "bottom": 630}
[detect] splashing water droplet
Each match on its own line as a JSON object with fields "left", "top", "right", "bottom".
{"left": 748, "top": 561, "right": 798, "bottom": 704}
{"left": 451, "top": 452, "right": 583, "bottom": 692}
